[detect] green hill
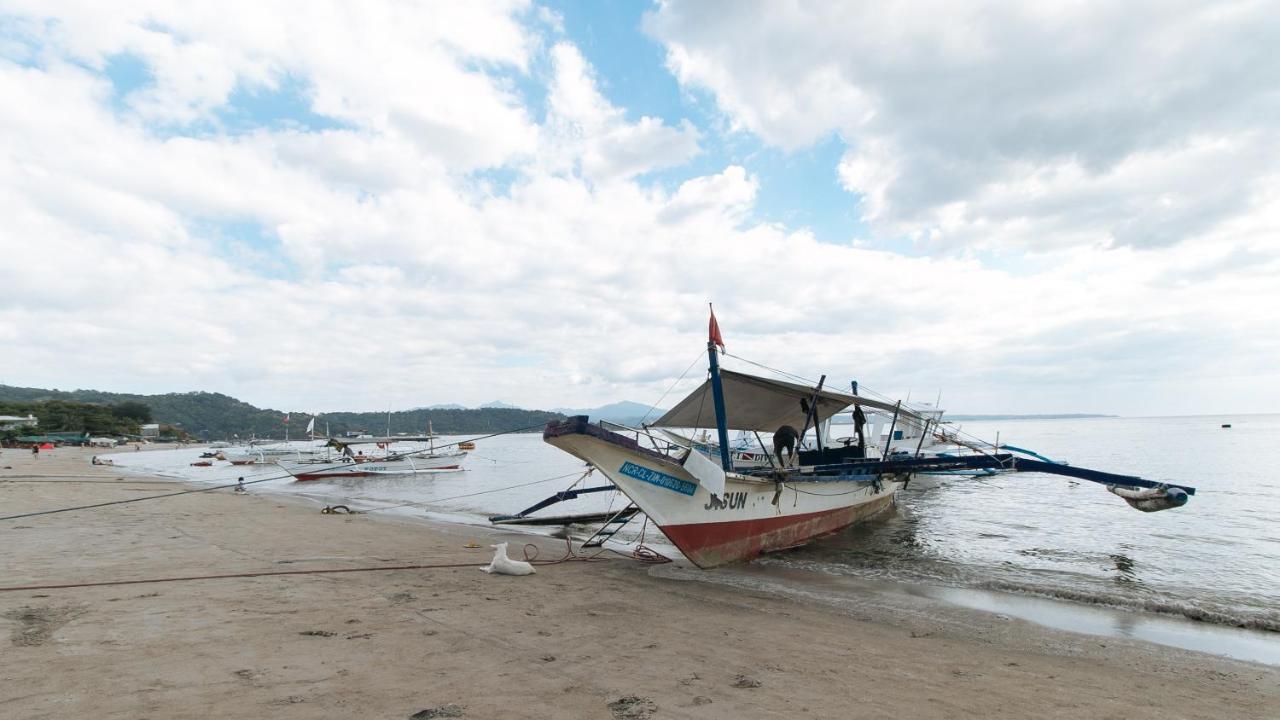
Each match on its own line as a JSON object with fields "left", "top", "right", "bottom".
{"left": 0, "top": 385, "right": 564, "bottom": 440}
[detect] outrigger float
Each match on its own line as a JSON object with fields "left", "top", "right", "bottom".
{"left": 493, "top": 309, "right": 1196, "bottom": 569}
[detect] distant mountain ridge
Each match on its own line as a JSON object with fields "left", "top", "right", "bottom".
{"left": 943, "top": 413, "right": 1115, "bottom": 421}
{"left": 0, "top": 384, "right": 563, "bottom": 439}
{"left": 0, "top": 384, "right": 1117, "bottom": 437}
{"left": 553, "top": 400, "right": 662, "bottom": 425}
{"left": 829, "top": 412, "right": 1115, "bottom": 424}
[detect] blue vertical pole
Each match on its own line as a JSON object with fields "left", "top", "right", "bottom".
{"left": 707, "top": 341, "right": 733, "bottom": 471}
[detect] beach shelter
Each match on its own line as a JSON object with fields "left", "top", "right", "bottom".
{"left": 39, "top": 442, "right": 54, "bottom": 450}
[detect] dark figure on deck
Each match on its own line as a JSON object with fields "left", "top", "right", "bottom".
{"left": 852, "top": 405, "right": 867, "bottom": 452}
{"left": 773, "top": 425, "right": 800, "bottom": 467}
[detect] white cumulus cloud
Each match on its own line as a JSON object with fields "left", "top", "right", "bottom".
{"left": 649, "top": 0, "right": 1280, "bottom": 252}
{"left": 0, "top": 1, "right": 1276, "bottom": 418}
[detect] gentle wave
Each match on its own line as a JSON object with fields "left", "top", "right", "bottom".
{"left": 765, "top": 556, "right": 1280, "bottom": 633}
{"left": 975, "top": 579, "right": 1280, "bottom": 633}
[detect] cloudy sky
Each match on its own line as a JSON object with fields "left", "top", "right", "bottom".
{"left": 1, "top": 1, "right": 1277, "bottom": 416}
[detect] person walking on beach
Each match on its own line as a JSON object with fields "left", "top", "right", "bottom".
{"left": 32, "top": 444, "right": 39, "bottom": 459}
{"left": 235, "top": 477, "right": 246, "bottom": 493}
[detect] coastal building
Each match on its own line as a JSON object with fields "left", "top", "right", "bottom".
{"left": 15, "top": 431, "right": 90, "bottom": 445}
{"left": 140, "top": 423, "right": 160, "bottom": 438}
{"left": 0, "top": 414, "right": 38, "bottom": 430}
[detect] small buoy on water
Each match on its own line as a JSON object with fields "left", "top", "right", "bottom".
{"left": 1221, "top": 423, "right": 1232, "bottom": 428}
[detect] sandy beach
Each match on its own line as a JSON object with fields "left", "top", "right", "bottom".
{"left": 1, "top": 446, "right": 1277, "bottom": 719}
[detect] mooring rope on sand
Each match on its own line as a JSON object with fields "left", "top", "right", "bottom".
{"left": 0, "top": 534, "right": 664, "bottom": 593}
{"left": 0, "top": 561, "right": 489, "bottom": 593}
{"left": 0, "top": 477, "right": 279, "bottom": 521}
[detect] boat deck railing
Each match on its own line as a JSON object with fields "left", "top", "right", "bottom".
{"left": 597, "top": 420, "right": 692, "bottom": 455}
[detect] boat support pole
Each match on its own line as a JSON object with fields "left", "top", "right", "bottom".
{"left": 752, "top": 430, "right": 778, "bottom": 470}
{"left": 707, "top": 341, "right": 733, "bottom": 472}
{"left": 914, "top": 418, "right": 932, "bottom": 458}
{"left": 797, "top": 376, "right": 827, "bottom": 452}
{"left": 882, "top": 401, "right": 901, "bottom": 457}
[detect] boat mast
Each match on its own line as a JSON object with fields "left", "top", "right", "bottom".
{"left": 707, "top": 340, "right": 733, "bottom": 472}
{"left": 706, "top": 304, "right": 732, "bottom": 472}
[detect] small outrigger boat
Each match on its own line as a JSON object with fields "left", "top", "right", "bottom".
{"left": 275, "top": 436, "right": 467, "bottom": 481}
{"left": 504, "top": 309, "right": 1196, "bottom": 569}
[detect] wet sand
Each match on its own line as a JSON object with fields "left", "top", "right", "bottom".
{"left": 2, "top": 446, "right": 1278, "bottom": 719}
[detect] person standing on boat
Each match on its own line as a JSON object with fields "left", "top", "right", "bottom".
{"left": 852, "top": 405, "right": 867, "bottom": 454}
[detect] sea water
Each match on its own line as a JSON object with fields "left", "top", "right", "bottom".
{"left": 107, "top": 414, "right": 1280, "bottom": 662}
{"left": 763, "top": 414, "right": 1280, "bottom": 634}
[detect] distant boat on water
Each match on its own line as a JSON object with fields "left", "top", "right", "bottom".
{"left": 275, "top": 436, "right": 467, "bottom": 481}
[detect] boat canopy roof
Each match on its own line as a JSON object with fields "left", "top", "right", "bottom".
{"left": 652, "top": 369, "right": 916, "bottom": 433}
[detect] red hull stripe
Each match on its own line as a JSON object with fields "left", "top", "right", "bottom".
{"left": 659, "top": 495, "right": 893, "bottom": 568}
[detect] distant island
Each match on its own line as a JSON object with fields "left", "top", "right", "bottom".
{"left": 942, "top": 413, "right": 1115, "bottom": 421}
{"left": 0, "top": 384, "right": 563, "bottom": 440}
{"left": 0, "top": 384, "right": 664, "bottom": 441}
{"left": 825, "top": 413, "right": 1114, "bottom": 424}
{"left": 0, "top": 381, "right": 1119, "bottom": 441}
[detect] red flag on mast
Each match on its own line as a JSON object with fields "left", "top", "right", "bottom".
{"left": 708, "top": 306, "right": 725, "bottom": 351}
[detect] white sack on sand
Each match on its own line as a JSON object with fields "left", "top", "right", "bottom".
{"left": 479, "top": 542, "right": 535, "bottom": 576}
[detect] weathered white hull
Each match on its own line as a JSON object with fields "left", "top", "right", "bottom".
{"left": 276, "top": 452, "right": 467, "bottom": 481}
{"left": 545, "top": 420, "right": 902, "bottom": 568}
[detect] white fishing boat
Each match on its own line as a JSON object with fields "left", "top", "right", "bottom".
{"left": 275, "top": 436, "right": 467, "bottom": 481}
{"left": 544, "top": 375, "right": 912, "bottom": 567}
{"left": 525, "top": 309, "right": 1196, "bottom": 568}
